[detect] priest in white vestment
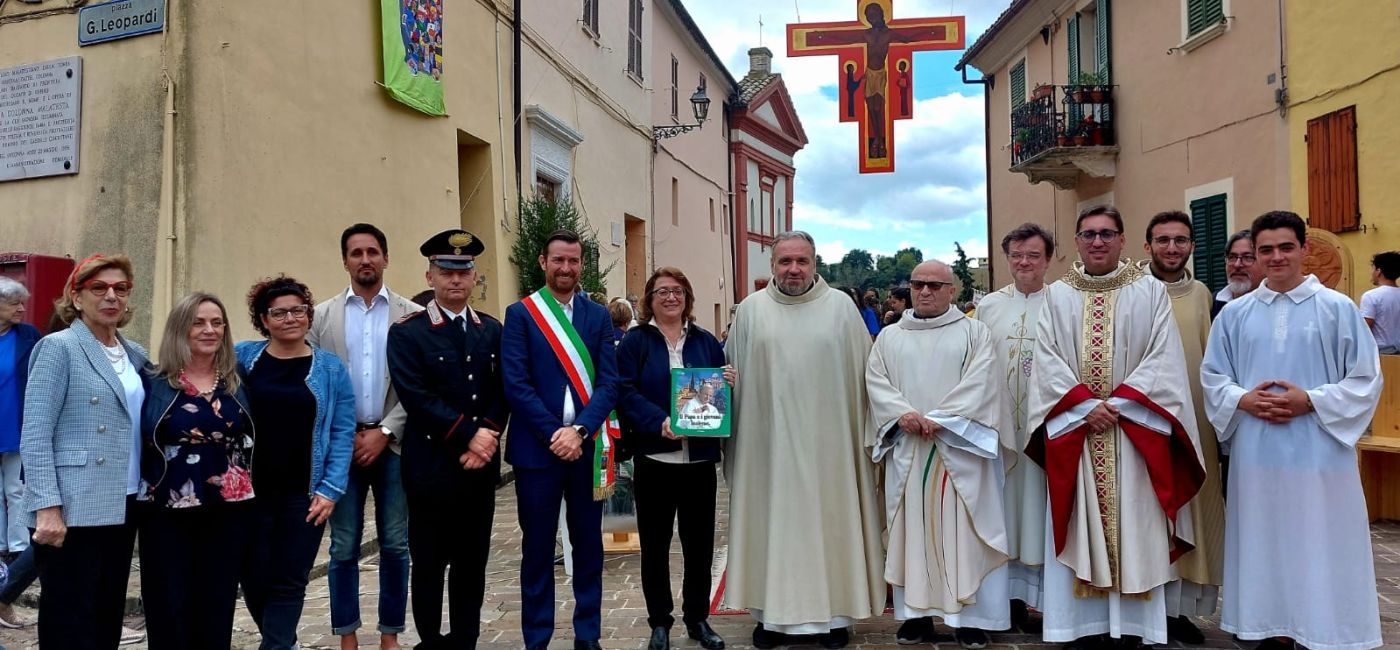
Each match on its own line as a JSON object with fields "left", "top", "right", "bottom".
{"left": 1139, "top": 212, "right": 1227, "bottom": 644}
{"left": 1201, "top": 212, "right": 1382, "bottom": 650}
{"left": 724, "top": 232, "right": 886, "bottom": 650}
{"left": 867, "top": 261, "right": 1011, "bottom": 649}
{"left": 1027, "top": 206, "right": 1206, "bottom": 648}
{"left": 975, "top": 223, "right": 1055, "bottom": 627}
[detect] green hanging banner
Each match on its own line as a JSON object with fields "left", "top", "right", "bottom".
{"left": 381, "top": 0, "right": 445, "bottom": 116}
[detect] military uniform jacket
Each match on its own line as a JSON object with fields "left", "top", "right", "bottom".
{"left": 387, "top": 300, "right": 510, "bottom": 495}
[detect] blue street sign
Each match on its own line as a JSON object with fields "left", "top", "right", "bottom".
{"left": 78, "top": 0, "right": 165, "bottom": 46}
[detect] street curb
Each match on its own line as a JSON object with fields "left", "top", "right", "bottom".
{"left": 16, "top": 468, "right": 518, "bottom": 615}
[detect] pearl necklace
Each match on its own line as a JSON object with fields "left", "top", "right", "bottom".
{"left": 102, "top": 342, "right": 127, "bottom": 374}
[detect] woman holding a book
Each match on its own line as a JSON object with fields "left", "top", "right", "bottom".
{"left": 616, "top": 266, "right": 734, "bottom": 650}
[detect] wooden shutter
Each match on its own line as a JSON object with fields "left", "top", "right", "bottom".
{"left": 1010, "top": 59, "right": 1026, "bottom": 110}
{"left": 1187, "top": 0, "right": 1224, "bottom": 37}
{"left": 628, "top": 0, "right": 643, "bottom": 78}
{"left": 1067, "top": 14, "right": 1081, "bottom": 124}
{"left": 1306, "top": 106, "right": 1360, "bottom": 233}
{"left": 1190, "top": 193, "right": 1230, "bottom": 294}
{"left": 1096, "top": 0, "right": 1112, "bottom": 123}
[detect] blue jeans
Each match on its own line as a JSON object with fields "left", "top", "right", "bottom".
{"left": 328, "top": 450, "right": 410, "bottom": 635}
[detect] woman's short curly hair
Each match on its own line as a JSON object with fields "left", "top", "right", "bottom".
{"left": 246, "top": 275, "right": 314, "bottom": 337}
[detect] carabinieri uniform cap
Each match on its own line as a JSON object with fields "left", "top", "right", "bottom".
{"left": 420, "top": 228, "right": 484, "bottom": 270}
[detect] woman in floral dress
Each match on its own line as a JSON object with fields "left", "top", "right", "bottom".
{"left": 138, "top": 292, "right": 255, "bottom": 650}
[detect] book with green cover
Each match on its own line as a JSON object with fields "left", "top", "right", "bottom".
{"left": 670, "top": 368, "right": 731, "bottom": 437}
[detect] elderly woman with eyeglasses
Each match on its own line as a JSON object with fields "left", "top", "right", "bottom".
{"left": 236, "top": 275, "right": 355, "bottom": 650}
{"left": 20, "top": 254, "right": 149, "bottom": 648}
{"left": 0, "top": 278, "right": 37, "bottom": 562}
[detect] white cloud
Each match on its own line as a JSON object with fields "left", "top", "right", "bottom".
{"left": 685, "top": 0, "right": 1013, "bottom": 262}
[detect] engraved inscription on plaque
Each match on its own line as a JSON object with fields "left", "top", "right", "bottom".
{"left": 0, "top": 57, "right": 82, "bottom": 183}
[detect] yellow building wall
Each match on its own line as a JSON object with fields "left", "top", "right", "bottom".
{"left": 0, "top": 0, "right": 516, "bottom": 345}
{"left": 1286, "top": 0, "right": 1400, "bottom": 300}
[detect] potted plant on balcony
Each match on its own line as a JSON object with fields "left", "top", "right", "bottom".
{"left": 1031, "top": 83, "right": 1054, "bottom": 101}
{"left": 1013, "top": 127, "right": 1032, "bottom": 156}
{"left": 1080, "top": 114, "right": 1109, "bottom": 145}
{"left": 1069, "top": 71, "right": 1106, "bottom": 103}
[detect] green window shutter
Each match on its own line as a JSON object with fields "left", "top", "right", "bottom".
{"left": 1067, "top": 14, "right": 1081, "bottom": 124}
{"left": 1095, "top": 0, "right": 1111, "bottom": 123}
{"left": 1187, "top": 0, "right": 1224, "bottom": 37}
{"left": 1010, "top": 59, "right": 1026, "bottom": 109}
{"left": 1190, "top": 193, "right": 1230, "bottom": 294}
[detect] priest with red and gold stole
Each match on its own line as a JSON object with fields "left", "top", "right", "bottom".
{"left": 1026, "top": 205, "right": 1206, "bottom": 649}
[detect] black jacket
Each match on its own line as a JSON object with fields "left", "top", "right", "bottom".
{"left": 615, "top": 322, "right": 725, "bottom": 462}
{"left": 387, "top": 301, "right": 510, "bottom": 495}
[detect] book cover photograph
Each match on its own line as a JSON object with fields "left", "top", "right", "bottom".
{"left": 670, "top": 368, "right": 731, "bottom": 437}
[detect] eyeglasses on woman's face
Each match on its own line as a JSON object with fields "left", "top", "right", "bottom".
{"left": 83, "top": 281, "right": 133, "bottom": 298}
{"left": 651, "top": 288, "right": 687, "bottom": 299}
{"left": 267, "top": 305, "right": 311, "bottom": 321}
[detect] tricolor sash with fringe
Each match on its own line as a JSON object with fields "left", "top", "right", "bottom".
{"left": 521, "top": 289, "right": 622, "bottom": 500}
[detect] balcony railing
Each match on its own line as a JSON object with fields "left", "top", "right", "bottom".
{"left": 1011, "top": 85, "right": 1116, "bottom": 164}
{"left": 1008, "top": 85, "right": 1118, "bottom": 188}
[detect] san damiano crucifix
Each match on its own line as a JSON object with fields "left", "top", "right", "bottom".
{"left": 787, "top": 0, "right": 964, "bottom": 173}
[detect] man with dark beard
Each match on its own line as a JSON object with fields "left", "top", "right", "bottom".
{"left": 502, "top": 230, "right": 619, "bottom": 650}
{"left": 1211, "top": 230, "right": 1264, "bottom": 319}
{"left": 309, "top": 223, "right": 422, "bottom": 650}
{"left": 1138, "top": 211, "right": 1225, "bottom": 645}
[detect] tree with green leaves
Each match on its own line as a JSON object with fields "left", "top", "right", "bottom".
{"left": 508, "top": 195, "right": 615, "bottom": 298}
{"left": 951, "top": 242, "right": 976, "bottom": 303}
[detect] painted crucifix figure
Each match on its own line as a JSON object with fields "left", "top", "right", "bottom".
{"left": 788, "top": 0, "right": 964, "bottom": 173}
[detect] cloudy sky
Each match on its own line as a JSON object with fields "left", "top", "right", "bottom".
{"left": 685, "top": 0, "right": 1012, "bottom": 263}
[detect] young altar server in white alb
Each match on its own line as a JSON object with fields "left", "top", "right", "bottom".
{"left": 1202, "top": 211, "right": 1383, "bottom": 650}
{"left": 1027, "top": 205, "right": 1207, "bottom": 649}
{"left": 866, "top": 261, "right": 1012, "bottom": 650}
{"left": 973, "top": 223, "right": 1055, "bottom": 631}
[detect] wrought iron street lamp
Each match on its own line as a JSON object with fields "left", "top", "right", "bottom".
{"left": 654, "top": 86, "right": 711, "bottom": 140}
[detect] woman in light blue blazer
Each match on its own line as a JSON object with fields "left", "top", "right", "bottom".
{"left": 236, "top": 275, "right": 355, "bottom": 650}
{"left": 21, "top": 254, "right": 150, "bottom": 649}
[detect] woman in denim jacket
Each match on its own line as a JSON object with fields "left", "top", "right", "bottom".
{"left": 138, "top": 292, "right": 256, "bottom": 649}
{"left": 235, "top": 275, "right": 355, "bottom": 650}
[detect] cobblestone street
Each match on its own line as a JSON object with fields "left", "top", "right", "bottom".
{"left": 1, "top": 478, "right": 1399, "bottom": 649}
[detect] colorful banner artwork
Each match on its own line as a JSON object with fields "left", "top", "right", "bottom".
{"left": 381, "top": 0, "right": 445, "bottom": 116}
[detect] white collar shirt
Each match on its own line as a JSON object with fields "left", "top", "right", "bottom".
{"left": 344, "top": 286, "right": 391, "bottom": 423}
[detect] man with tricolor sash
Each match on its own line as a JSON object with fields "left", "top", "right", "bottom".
{"left": 1026, "top": 205, "right": 1206, "bottom": 650}
{"left": 502, "top": 229, "right": 620, "bottom": 650}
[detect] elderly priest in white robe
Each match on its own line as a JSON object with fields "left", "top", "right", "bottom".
{"left": 1027, "top": 206, "right": 1206, "bottom": 649}
{"left": 1202, "top": 211, "right": 1382, "bottom": 650}
{"left": 868, "top": 261, "right": 1012, "bottom": 650}
{"left": 724, "top": 231, "right": 886, "bottom": 650}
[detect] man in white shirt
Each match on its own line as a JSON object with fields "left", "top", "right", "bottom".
{"left": 1360, "top": 251, "right": 1400, "bottom": 354}
{"left": 309, "top": 223, "right": 421, "bottom": 650}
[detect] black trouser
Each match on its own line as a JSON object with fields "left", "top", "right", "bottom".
{"left": 407, "top": 485, "right": 495, "bottom": 649}
{"left": 242, "top": 493, "right": 326, "bottom": 650}
{"left": 34, "top": 499, "right": 138, "bottom": 649}
{"left": 140, "top": 501, "right": 250, "bottom": 650}
{"left": 633, "top": 456, "right": 718, "bottom": 629}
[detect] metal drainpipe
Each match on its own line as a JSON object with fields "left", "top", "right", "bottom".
{"left": 513, "top": 0, "right": 523, "bottom": 200}
{"left": 961, "top": 65, "right": 995, "bottom": 288}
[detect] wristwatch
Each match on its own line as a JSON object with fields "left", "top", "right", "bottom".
{"left": 380, "top": 426, "right": 396, "bottom": 442}
{"left": 574, "top": 424, "right": 589, "bottom": 439}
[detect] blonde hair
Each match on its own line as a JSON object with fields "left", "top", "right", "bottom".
{"left": 54, "top": 254, "right": 135, "bottom": 327}
{"left": 156, "top": 292, "right": 241, "bottom": 393}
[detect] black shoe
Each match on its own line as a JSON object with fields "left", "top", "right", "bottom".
{"left": 647, "top": 626, "right": 670, "bottom": 650}
{"left": 1065, "top": 634, "right": 1111, "bottom": 650}
{"left": 818, "top": 627, "right": 850, "bottom": 649}
{"left": 1256, "top": 639, "right": 1297, "bottom": 650}
{"left": 1167, "top": 616, "right": 1204, "bottom": 645}
{"left": 1114, "top": 635, "right": 1147, "bottom": 650}
{"left": 956, "top": 628, "right": 990, "bottom": 650}
{"left": 752, "top": 624, "right": 783, "bottom": 650}
{"left": 686, "top": 621, "right": 725, "bottom": 650}
{"left": 897, "top": 617, "right": 936, "bottom": 644}
{"left": 574, "top": 641, "right": 604, "bottom": 650}
{"left": 1011, "top": 599, "right": 1043, "bottom": 633}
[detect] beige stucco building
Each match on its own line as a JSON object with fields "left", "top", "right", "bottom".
{"left": 0, "top": 0, "right": 517, "bottom": 344}
{"left": 957, "top": 0, "right": 1291, "bottom": 293}
{"left": 649, "top": 0, "right": 737, "bottom": 333}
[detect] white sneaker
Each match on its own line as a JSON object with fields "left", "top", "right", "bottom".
{"left": 0, "top": 602, "right": 31, "bottom": 628}
{"left": 119, "top": 625, "right": 145, "bottom": 645}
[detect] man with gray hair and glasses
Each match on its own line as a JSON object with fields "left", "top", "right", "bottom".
{"left": 723, "top": 231, "right": 885, "bottom": 649}
{"left": 1211, "top": 230, "right": 1264, "bottom": 320}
